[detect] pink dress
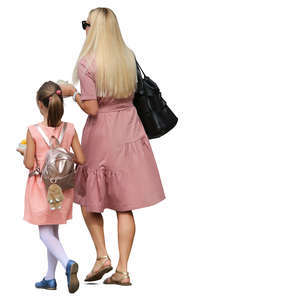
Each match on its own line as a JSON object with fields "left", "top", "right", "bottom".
{"left": 74, "top": 57, "right": 165, "bottom": 212}
{"left": 24, "top": 122, "right": 75, "bottom": 225}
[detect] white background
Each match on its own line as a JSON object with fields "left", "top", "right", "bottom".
{"left": 0, "top": 0, "right": 299, "bottom": 299}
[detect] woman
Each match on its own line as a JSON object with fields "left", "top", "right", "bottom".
{"left": 62, "top": 7, "right": 165, "bottom": 286}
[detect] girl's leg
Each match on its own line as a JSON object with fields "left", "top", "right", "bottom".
{"left": 116, "top": 211, "right": 136, "bottom": 273}
{"left": 44, "top": 225, "right": 59, "bottom": 280}
{"left": 53, "top": 224, "right": 59, "bottom": 239}
{"left": 39, "top": 225, "right": 69, "bottom": 269}
{"left": 38, "top": 225, "right": 79, "bottom": 293}
{"left": 45, "top": 250, "right": 57, "bottom": 280}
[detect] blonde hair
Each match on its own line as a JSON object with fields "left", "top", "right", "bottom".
{"left": 73, "top": 7, "right": 137, "bottom": 99}
{"left": 37, "top": 81, "right": 64, "bottom": 127}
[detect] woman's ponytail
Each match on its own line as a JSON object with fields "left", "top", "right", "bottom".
{"left": 37, "top": 81, "right": 64, "bottom": 127}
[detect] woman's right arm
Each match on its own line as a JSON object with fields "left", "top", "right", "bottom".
{"left": 61, "top": 84, "right": 99, "bottom": 116}
{"left": 62, "top": 60, "right": 99, "bottom": 116}
{"left": 76, "top": 96, "right": 98, "bottom": 116}
{"left": 72, "top": 88, "right": 99, "bottom": 116}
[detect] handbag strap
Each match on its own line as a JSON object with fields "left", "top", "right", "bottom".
{"left": 134, "top": 56, "right": 146, "bottom": 78}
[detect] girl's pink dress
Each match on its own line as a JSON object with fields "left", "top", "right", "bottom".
{"left": 74, "top": 57, "right": 165, "bottom": 212}
{"left": 24, "top": 122, "right": 75, "bottom": 225}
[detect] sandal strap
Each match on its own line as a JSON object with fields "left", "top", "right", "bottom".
{"left": 96, "top": 255, "right": 110, "bottom": 261}
{"left": 116, "top": 270, "right": 129, "bottom": 278}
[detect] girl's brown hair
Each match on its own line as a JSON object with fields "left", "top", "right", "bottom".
{"left": 37, "top": 81, "right": 64, "bottom": 127}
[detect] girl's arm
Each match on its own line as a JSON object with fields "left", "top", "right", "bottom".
{"left": 24, "top": 129, "right": 35, "bottom": 169}
{"left": 71, "top": 130, "right": 85, "bottom": 165}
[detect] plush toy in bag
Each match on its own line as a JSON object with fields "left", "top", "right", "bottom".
{"left": 29, "top": 122, "right": 75, "bottom": 211}
{"left": 47, "top": 183, "right": 64, "bottom": 210}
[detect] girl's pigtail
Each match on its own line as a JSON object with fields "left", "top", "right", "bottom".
{"left": 47, "top": 92, "right": 64, "bottom": 127}
{"left": 37, "top": 81, "right": 64, "bottom": 128}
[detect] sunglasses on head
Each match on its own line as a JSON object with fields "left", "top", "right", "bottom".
{"left": 82, "top": 21, "right": 90, "bottom": 30}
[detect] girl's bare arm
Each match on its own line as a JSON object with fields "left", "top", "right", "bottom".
{"left": 24, "top": 129, "right": 35, "bottom": 169}
{"left": 71, "top": 130, "right": 85, "bottom": 165}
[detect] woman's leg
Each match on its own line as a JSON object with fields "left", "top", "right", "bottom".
{"left": 81, "top": 206, "right": 111, "bottom": 275}
{"left": 81, "top": 206, "right": 109, "bottom": 257}
{"left": 39, "top": 225, "right": 69, "bottom": 269}
{"left": 103, "top": 211, "right": 135, "bottom": 284}
{"left": 116, "top": 211, "right": 136, "bottom": 273}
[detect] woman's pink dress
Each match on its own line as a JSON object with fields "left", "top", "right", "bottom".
{"left": 74, "top": 57, "right": 165, "bottom": 212}
{"left": 24, "top": 122, "right": 75, "bottom": 225}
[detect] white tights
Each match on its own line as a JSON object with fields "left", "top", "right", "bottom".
{"left": 38, "top": 225, "right": 69, "bottom": 280}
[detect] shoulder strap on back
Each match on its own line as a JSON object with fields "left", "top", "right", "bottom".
{"left": 34, "top": 124, "right": 50, "bottom": 147}
{"left": 35, "top": 122, "right": 68, "bottom": 147}
{"left": 58, "top": 122, "right": 67, "bottom": 144}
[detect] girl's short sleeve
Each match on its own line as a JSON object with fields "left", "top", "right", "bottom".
{"left": 27, "top": 125, "right": 37, "bottom": 143}
{"left": 78, "top": 60, "right": 97, "bottom": 101}
{"left": 65, "top": 122, "right": 75, "bottom": 148}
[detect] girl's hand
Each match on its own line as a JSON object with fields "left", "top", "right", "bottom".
{"left": 16, "top": 148, "right": 25, "bottom": 156}
{"left": 60, "top": 84, "right": 77, "bottom": 98}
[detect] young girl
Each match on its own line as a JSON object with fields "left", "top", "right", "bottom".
{"left": 19, "top": 81, "right": 85, "bottom": 293}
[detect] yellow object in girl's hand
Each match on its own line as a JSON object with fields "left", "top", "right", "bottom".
{"left": 17, "top": 139, "right": 27, "bottom": 152}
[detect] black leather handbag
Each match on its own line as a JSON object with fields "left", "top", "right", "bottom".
{"left": 133, "top": 59, "right": 178, "bottom": 139}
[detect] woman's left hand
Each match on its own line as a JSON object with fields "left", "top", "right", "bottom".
{"left": 60, "top": 84, "right": 77, "bottom": 98}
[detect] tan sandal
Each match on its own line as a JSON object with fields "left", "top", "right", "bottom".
{"left": 84, "top": 255, "right": 113, "bottom": 282}
{"left": 103, "top": 270, "right": 132, "bottom": 286}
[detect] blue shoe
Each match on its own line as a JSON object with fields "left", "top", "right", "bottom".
{"left": 35, "top": 277, "right": 57, "bottom": 290}
{"left": 65, "top": 260, "right": 79, "bottom": 293}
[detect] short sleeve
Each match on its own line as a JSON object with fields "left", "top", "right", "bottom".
{"left": 66, "top": 122, "right": 75, "bottom": 146}
{"left": 67, "top": 122, "right": 75, "bottom": 137}
{"left": 27, "top": 125, "right": 37, "bottom": 143}
{"left": 78, "top": 60, "right": 97, "bottom": 101}
{"left": 62, "top": 122, "right": 75, "bottom": 149}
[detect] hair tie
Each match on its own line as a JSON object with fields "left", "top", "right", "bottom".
{"left": 56, "top": 89, "right": 62, "bottom": 95}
